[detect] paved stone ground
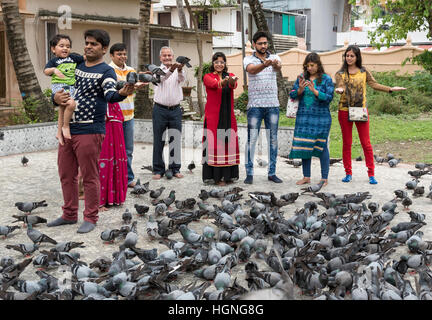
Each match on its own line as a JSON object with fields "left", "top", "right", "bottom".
{"left": 0, "top": 142, "right": 431, "bottom": 299}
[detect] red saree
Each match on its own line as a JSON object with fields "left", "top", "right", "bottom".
{"left": 99, "top": 102, "right": 128, "bottom": 207}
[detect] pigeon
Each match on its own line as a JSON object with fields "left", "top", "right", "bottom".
{"left": 256, "top": 158, "right": 268, "bottom": 167}
{"left": 175, "top": 198, "right": 196, "bottom": 210}
{"left": 406, "top": 179, "right": 419, "bottom": 190}
{"left": 141, "top": 165, "right": 153, "bottom": 172}
{"left": 199, "top": 190, "right": 209, "bottom": 202}
{"left": 280, "top": 192, "right": 299, "bottom": 203}
{"left": 413, "top": 186, "right": 425, "bottom": 197}
{"left": 134, "top": 204, "right": 149, "bottom": 217}
{"left": 388, "top": 158, "right": 402, "bottom": 168}
{"left": 408, "top": 170, "right": 431, "bottom": 179}
{"left": 355, "top": 156, "right": 362, "bottom": 161}
{"left": 14, "top": 278, "right": 48, "bottom": 295}
{"left": 179, "top": 224, "right": 203, "bottom": 244}
{"left": 71, "top": 263, "right": 99, "bottom": 280}
{"left": 165, "top": 169, "right": 173, "bottom": 180}
{"left": 155, "top": 203, "right": 168, "bottom": 216}
{"left": 146, "top": 215, "right": 158, "bottom": 239}
{"left": 123, "top": 221, "right": 138, "bottom": 249}
{"left": 401, "top": 197, "right": 412, "bottom": 210}
{"left": 415, "top": 163, "right": 432, "bottom": 170}
{"left": 6, "top": 243, "right": 39, "bottom": 256}
{"left": 0, "top": 131, "right": 3, "bottom": 140}
{"left": 150, "top": 187, "right": 165, "bottom": 199}
{"left": 89, "top": 256, "right": 112, "bottom": 273}
{"left": 11, "top": 215, "right": 47, "bottom": 227}
{"left": 187, "top": 161, "right": 196, "bottom": 173}
{"left": 122, "top": 208, "right": 132, "bottom": 224}
{"left": 51, "top": 241, "right": 85, "bottom": 253}
{"left": 300, "top": 180, "right": 325, "bottom": 195}
{"left": 145, "top": 64, "right": 166, "bottom": 76}
{"left": 386, "top": 153, "right": 395, "bottom": 161}
{"left": 162, "top": 190, "right": 176, "bottom": 207}
{"left": 100, "top": 229, "right": 122, "bottom": 243}
{"left": 131, "top": 179, "right": 150, "bottom": 195}
{"left": 176, "top": 55, "right": 192, "bottom": 67}
{"left": 394, "top": 190, "right": 408, "bottom": 200}
{"left": 329, "top": 158, "right": 342, "bottom": 166}
{"left": 367, "top": 201, "right": 380, "bottom": 213}
{"left": 14, "top": 200, "right": 48, "bottom": 214}
{"left": 374, "top": 155, "right": 386, "bottom": 164}
{"left": 26, "top": 224, "right": 57, "bottom": 245}
{"left": 0, "top": 225, "right": 21, "bottom": 238}
{"left": 21, "top": 156, "right": 29, "bottom": 166}
{"left": 284, "top": 159, "right": 302, "bottom": 168}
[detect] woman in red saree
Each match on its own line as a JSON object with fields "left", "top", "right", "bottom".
{"left": 99, "top": 102, "right": 128, "bottom": 209}
{"left": 202, "top": 52, "right": 240, "bottom": 186}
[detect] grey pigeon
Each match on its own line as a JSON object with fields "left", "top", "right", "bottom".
{"left": 131, "top": 179, "right": 150, "bottom": 195}
{"left": 14, "top": 279, "right": 48, "bottom": 295}
{"left": 145, "top": 63, "right": 166, "bottom": 76}
{"left": 71, "top": 263, "right": 99, "bottom": 279}
{"left": 6, "top": 243, "right": 39, "bottom": 256}
{"left": 123, "top": 221, "right": 138, "bottom": 249}
{"left": 256, "top": 158, "right": 268, "bottom": 167}
{"left": 406, "top": 179, "right": 419, "bottom": 190}
{"left": 21, "top": 155, "right": 29, "bottom": 166}
{"left": 51, "top": 241, "right": 85, "bottom": 252}
{"left": 388, "top": 158, "right": 402, "bottom": 167}
{"left": 300, "top": 180, "right": 325, "bottom": 194}
{"left": 284, "top": 159, "right": 302, "bottom": 167}
{"left": 0, "top": 225, "right": 21, "bottom": 238}
{"left": 26, "top": 224, "right": 57, "bottom": 245}
{"left": 176, "top": 56, "right": 192, "bottom": 67}
{"left": 179, "top": 224, "right": 203, "bottom": 244}
{"left": 165, "top": 169, "right": 173, "bottom": 180}
{"left": 187, "top": 161, "right": 196, "bottom": 173}
{"left": 122, "top": 208, "right": 132, "bottom": 224}
{"left": 150, "top": 186, "right": 165, "bottom": 199}
{"left": 14, "top": 200, "right": 47, "bottom": 214}
{"left": 134, "top": 204, "right": 149, "bottom": 216}
{"left": 11, "top": 215, "right": 47, "bottom": 227}
{"left": 413, "top": 186, "right": 425, "bottom": 197}
{"left": 89, "top": 256, "right": 112, "bottom": 273}
{"left": 100, "top": 229, "right": 121, "bottom": 243}
{"left": 146, "top": 214, "right": 158, "bottom": 239}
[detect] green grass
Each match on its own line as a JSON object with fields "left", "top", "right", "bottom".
{"left": 237, "top": 112, "right": 432, "bottom": 162}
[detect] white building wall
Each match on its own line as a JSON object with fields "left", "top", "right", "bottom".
{"left": 310, "top": 0, "right": 344, "bottom": 52}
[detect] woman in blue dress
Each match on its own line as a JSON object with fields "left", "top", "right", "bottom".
{"left": 289, "top": 52, "right": 334, "bottom": 186}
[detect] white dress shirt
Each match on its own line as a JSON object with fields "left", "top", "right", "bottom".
{"left": 153, "top": 64, "right": 185, "bottom": 107}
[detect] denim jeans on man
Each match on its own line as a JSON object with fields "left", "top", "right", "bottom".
{"left": 152, "top": 103, "right": 182, "bottom": 176}
{"left": 245, "top": 107, "right": 279, "bottom": 176}
{"left": 122, "top": 118, "right": 134, "bottom": 184}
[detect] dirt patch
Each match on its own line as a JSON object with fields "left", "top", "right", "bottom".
{"left": 373, "top": 140, "right": 432, "bottom": 163}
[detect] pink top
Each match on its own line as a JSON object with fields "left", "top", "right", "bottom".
{"left": 153, "top": 64, "right": 185, "bottom": 107}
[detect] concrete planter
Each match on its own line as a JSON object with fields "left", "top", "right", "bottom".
{"left": 0, "top": 120, "right": 295, "bottom": 157}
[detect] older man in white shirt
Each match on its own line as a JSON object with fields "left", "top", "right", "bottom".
{"left": 152, "top": 46, "right": 185, "bottom": 180}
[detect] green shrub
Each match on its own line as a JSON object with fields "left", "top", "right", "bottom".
{"left": 194, "top": 62, "right": 212, "bottom": 80}
{"left": 234, "top": 90, "right": 248, "bottom": 113}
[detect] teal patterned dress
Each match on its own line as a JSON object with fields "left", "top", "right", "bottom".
{"left": 289, "top": 73, "right": 334, "bottom": 159}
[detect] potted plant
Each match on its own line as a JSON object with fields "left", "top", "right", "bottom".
{"left": 182, "top": 80, "right": 193, "bottom": 97}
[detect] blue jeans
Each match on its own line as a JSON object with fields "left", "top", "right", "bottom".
{"left": 122, "top": 118, "right": 134, "bottom": 184}
{"left": 301, "top": 145, "right": 330, "bottom": 179}
{"left": 245, "top": 107, "right": 279, "bottom": 176}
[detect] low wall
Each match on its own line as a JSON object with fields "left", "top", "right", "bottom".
{"left": 0, "top": 120, "right": 295, "bottom": 158}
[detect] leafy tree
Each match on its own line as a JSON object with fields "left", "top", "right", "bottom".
{"left": 364, "top": 0, "right": 432, "bottom": 73}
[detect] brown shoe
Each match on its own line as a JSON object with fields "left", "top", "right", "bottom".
{"left": 174, "top": 173, "right": 184, "bottom": 179}
{"left": 296, "top": 177, "right": 311, "bottom": 185}
{"left": 152, "top": 174, "right": 162, "bottom": 180}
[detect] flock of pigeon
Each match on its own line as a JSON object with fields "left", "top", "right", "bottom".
{"left": 0, "top": 153, "right": 431, "bottom": 300}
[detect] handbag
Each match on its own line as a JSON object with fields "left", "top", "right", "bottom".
{"left": 348, "top": 107, "right": 368, "bottom": 122}
{"left": 344, "top": 76, "right": 368, "bottom": 122}
{"left": 286, "top": 97, "right": 298, "bottom": 118}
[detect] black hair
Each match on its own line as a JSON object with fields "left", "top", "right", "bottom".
{"left": 84, "top": 29, "right": 110, "bottom": 48}
{"left": 340, "top": 45, "right": 363, "bottom": 74}
{"left": 110, "top": 43, "right": 127, "bottom": 55}
{"left": 303, "top": 52, "right": 326, "bottom": 84}
{"left": 252, "top": 31, "right": 271, "bottom": 44}
{"left": 209, "top": 51, "right": 228, "bottom": 73}
{"left": 50, "top": 34, "right": 72, "bottom": 48}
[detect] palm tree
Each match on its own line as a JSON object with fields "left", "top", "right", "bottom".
{"left": 184, "top": 0, "right": 205, "bottom": 117}
{"left": 247, "top": 0, "right": 289, "bottom": 109}
{"left": 135, "top": 0, "right": 153, "bottom": 119}
{"left": 1, "top": 0, "right": 54, "bottom": 122}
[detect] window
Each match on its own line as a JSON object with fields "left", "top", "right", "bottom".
{"left": 158, "top": 12, "right": 171, "bottom": 26}
{"left": 333, "top": 14, "right": 338, "bottom": 32}
{"left": 192, "top": 11, "right": 211, "bottom": 31}
{"left": 236, "top": 11, "right": 241, "bottom": 32}
{"left": 45, "top": 22, "right": 58, "bottom": 63}
{"left": 122, "top": 29, "right": 131, "bottom": 66}
{"left": 151, "top": 39, "right": 169, "bottom": 65}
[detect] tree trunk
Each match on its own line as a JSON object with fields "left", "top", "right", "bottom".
{"left": 176, "top": 0, "right": 188, "bottom": 29}
{"left": 135, "top": 0, "right": 153, "bottom": 119}
{"left": 247, "top": 0, "right": 289, "bottom": 109}
{"left": 184, "top": 0, "right": 204, "bottom": 117}
{"left": 342, "top": 0, "right": 352, "bottom": 32}
{"left": 1, "top": 0, "right": 54, "bottom": 122}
